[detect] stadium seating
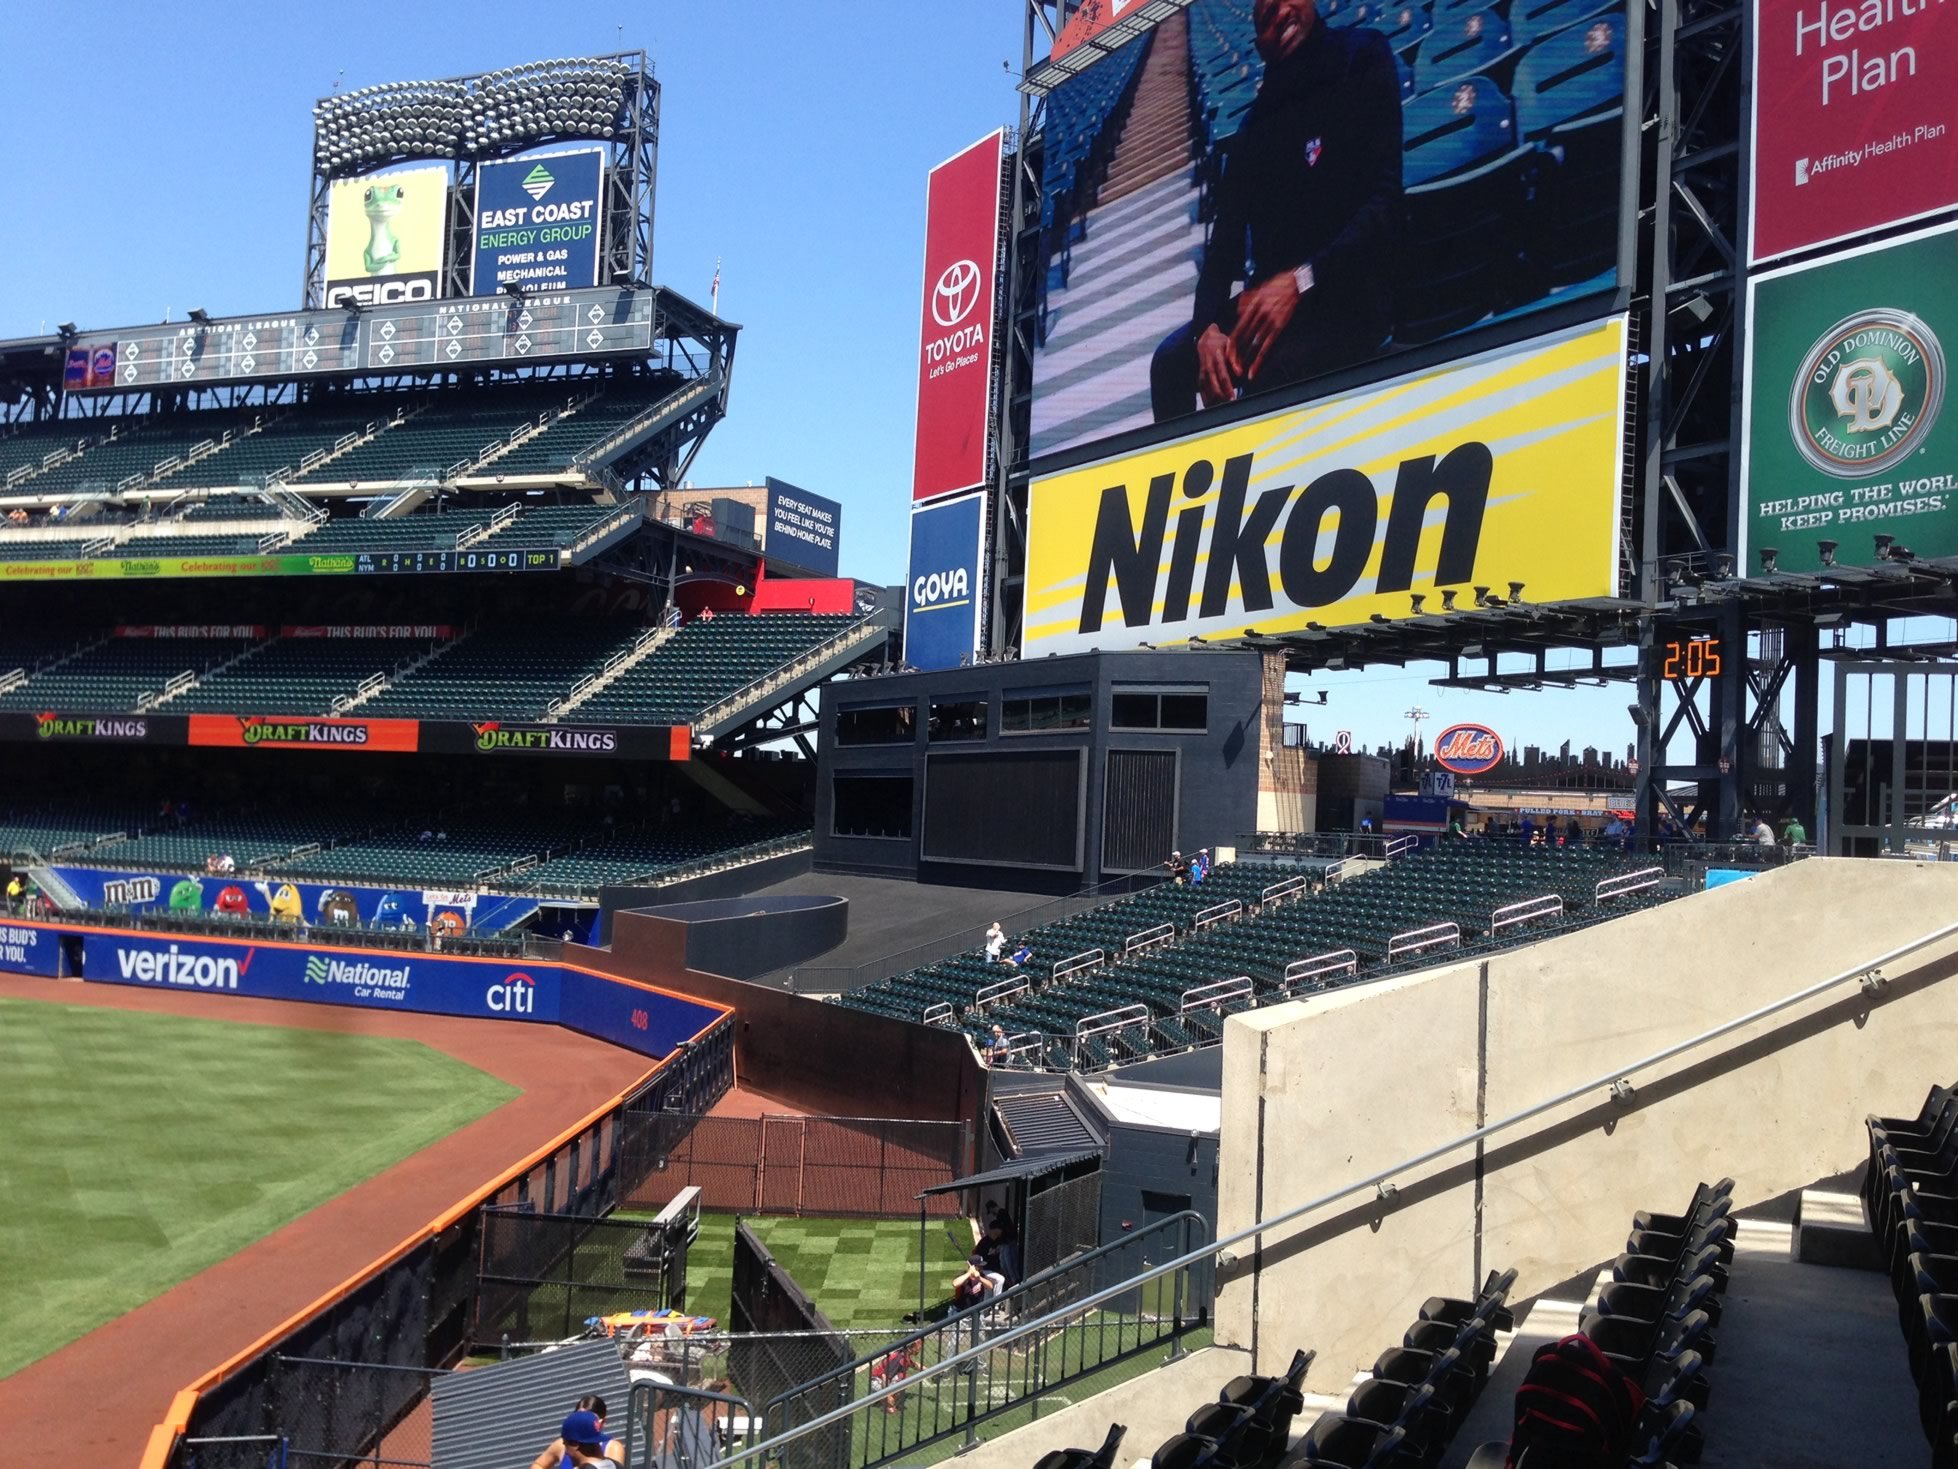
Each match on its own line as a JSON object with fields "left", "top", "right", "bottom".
{"left": 515, "top": 820, "right": 809, "bottom": 896}
{"left": 273, "top": 819, "right": 595, "bottom": 886}
{"left": 103, "top": 531, "right": 273, "bottom": 559}
{"left": 358, "top": 619, "right": 643, "bottom": 720}
{"left": 573, "top": 612, "right": 862, "bottom": 725}
{"left": 18, "top": 411, "right": 257, "bottom": 494}
{"left": 471, "top": 502, "right": 633, "bottom": 551}
{"left": 162, "top": 634, "right": 448, "bottom": 714}
{"left": 162, "top": 406, "right": 392, "bottom": 491}
{"left": 288, "top": 382, "right": 582, "bottom": 486}
{"left": 81, "top": 809, "right": 383, "bottom": 869}
{"left": 1039, "top": 27, "right": 1151, "bottom": 232}
{"left": 0, "top": 802, "right": 156, "bottom": 857}
{"left": 0, "top": 633, "right": 260, "bottom": 711}
{"left": 170, "top": 493, "right": 287, "bottom": 520}
{"left": 845, "top": 844, "right": 1673, "bottom": 1070}
{"left": 469, "top": 380, "right": 684, "bottom": 477}
{"left": 1863, "top": 1085, "right": 1958, "bottom": 1463}
{"left": 1511, "top": 10, "right": 1627, "bottom": 288}
{"left": 278, "top": 506, "right": 505, "bottom": 553}
{"left": 1293, "top": 1269, "right": 1514, "bottom": 1464}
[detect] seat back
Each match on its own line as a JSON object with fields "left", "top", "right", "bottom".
{"left": 1511, "top": 10, "right": 1625, "bottom": 138}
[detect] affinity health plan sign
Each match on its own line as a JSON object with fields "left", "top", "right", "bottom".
{"left": 1743, "top": 220, "right": 1958, "bottom": 572}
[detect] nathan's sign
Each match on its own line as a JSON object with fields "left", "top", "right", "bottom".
{"left": 1742, "top": 221, "right": 1958, "bottom": 572}
{"left": 1022, "top": 318, "right": 1629, "bottom": 655}
{"left": 471, "top": 722, "right": 620, "bottom": 755}
{"left": 188, "top": 714, "right": 422, "bottom": 752}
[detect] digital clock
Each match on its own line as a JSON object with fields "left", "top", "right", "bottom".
{"left": 1660, "top": 637, "right": 1723, "bottom": 681}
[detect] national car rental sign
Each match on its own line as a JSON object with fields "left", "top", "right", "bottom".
{"left": 912, "top": 131, "right": 1003, "bottom": 503}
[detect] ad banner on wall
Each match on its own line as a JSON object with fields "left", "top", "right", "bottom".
{"left": 765, "top": 477, "right": 843, "bottom": 576}
{"left": 81, "top": 930, "right": 558, "bottom": 1023}
{"left": 47, "top": 866, "right": 539, "bottom": 932}
{"left": 1742, "top": 220, "right": 1958, "bottom": 570}
{"left": 471, "top": 148, "right": 605, "bottom": 295}
{"left": 1750, "top": 0, "right": 1958, "bottom": 263}
{"left": 913, "top": 131, "right": 1003, "bottom": 504}
{"left": 904, "top": 492, "right": 988, "bottom": 672}
{"left": 1022, "top": 316, "right": 1629, "bottom": 656}
{"left": 323, "top": 163, "right": 451, "bottom": 310}
{"left": 0, "top": 920, "right": 66, "bottom": 976}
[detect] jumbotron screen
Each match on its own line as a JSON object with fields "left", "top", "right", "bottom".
{"left": 1028, "top": 0, "right": 1633, "bottom": 460}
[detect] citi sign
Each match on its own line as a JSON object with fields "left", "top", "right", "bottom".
{"left": 1433, "top": 723, "right": 1506, "bottom": 776}
{"left": 488, "top": 971, "right": 537, "bottom": 1014}
{"left": 118, "top": 943, "right": 253, "bottom": 989}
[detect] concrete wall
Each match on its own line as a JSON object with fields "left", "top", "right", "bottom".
{"left": 1216, "top": 857, "right": 1958, "bottom": 1381}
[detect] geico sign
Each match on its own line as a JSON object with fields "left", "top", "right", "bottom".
{"left": 1078, "top": 446, "right": 1491, "bottom": 635}
{"left": 913, "top": 568, "right": 970, "bottom": 610}
{"left": 487, "top": 972, "right": 537, "bottom": 1014}
{"left": 326, "top": 279, "right": 436, "bottom": 309}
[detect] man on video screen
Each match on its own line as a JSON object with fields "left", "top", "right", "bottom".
{"left": 1151, "top": 0, "right": 1403, "bottom": 420}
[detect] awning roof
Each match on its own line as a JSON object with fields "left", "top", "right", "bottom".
{"left": 916, "top": 1148, "right": 1102, "bottom": 1199}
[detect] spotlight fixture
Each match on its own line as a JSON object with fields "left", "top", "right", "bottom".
{"left": 56, "top": 321, "right": 76, "bottom": 338}
{"left": 1507, "top": 581, "right": 1526, "bottom": 602}
{"left": 1817, "top": 539, "right": 1838, "bottom": 567}
{"left": 1711, "top": 554, "right": 1734, "bottom": 579}
{"left": 1875, "top": 534, "right": 1895, "bottom": 559}
{"left": 187, "top": 307, "right": 212, "bottom": 325}
{"left": 1758, "top": 547, "right": 1778, "bottom": 573}
{"left": 1408, "top": 594, "right": 1426, "bottom": 614}
{"left": 1667, "top": 292, "right": 1714, "bottom": 335}
{"left": 501, "top": 282, "right": 527, "bottom": 303}
{"left": 1440, "top": 590, "right": 1457, "bottom": 611}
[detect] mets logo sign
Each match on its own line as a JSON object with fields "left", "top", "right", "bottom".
{"left": 1433, "top": 723, "right": 1505, "bottom": 776}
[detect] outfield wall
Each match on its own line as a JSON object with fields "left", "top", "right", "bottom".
{"left": 8, "top": 919, "right": 725, "bottom": 1062}
{"left": 1214, "top": 858, "right": 1958, "bottom": 1382}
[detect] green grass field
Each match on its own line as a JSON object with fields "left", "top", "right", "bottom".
{"left": 679, "top": 1212, "right": 975, "bottom": 1330}
{"left": 0, "top": 997, "right": 517, "bottom": 1380}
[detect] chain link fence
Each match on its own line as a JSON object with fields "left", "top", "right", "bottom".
{"left": 474, "top": 1208, "right": 689, "bottom": 1349}
{"left": 620, "top": 1114, "right": 969, "bottom": 1217}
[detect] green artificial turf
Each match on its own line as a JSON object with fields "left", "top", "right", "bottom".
{"left": 0, "top": 996, "right": 517, "bottom": 1380}
{"left": 680, "top": 1212, "right": 976, "bottom": 1331}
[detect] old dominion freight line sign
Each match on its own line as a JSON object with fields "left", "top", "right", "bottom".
{"left": 1745, "top": 221, "right": 1958, "bottom": 571}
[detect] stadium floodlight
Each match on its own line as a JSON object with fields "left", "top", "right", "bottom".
{"left": 1440, "top": 590, "right": 1458, "bottom": 611}
{"left": 1408, "top": 594, "right": 1425, "bottom": 614}
{"left": 1874, "top": 534, "right": 1895, "bottom": 560}
{"left": 56, "top": 322, "right": 76, "bottom": 338}
{"left": 188, "top": 308, "right": 212, "bottom": 325}
{"left": 502, "top": 282, "right": 527, "bottom": 303}
{"left": 1758, "top": 547, "right": 1778, "bottom": 573}
{"left": 1817, "top": 539, "right": 1839, "bottom": 567}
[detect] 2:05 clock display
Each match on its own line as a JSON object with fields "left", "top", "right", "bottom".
{"left": 1661, "top": 638, "right": 1723, "bottom": 681}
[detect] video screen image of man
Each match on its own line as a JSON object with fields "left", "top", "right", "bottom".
{"left": 1151, "top": 0, "right": 1403, "bottom": 420}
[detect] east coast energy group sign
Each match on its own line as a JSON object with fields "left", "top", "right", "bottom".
{"left": 1021, "top": 317, "right": 1629, "bottom": 655}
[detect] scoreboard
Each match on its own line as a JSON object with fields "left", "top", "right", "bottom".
{"left": 73, "top": 287, "right": 658, "bottom": 393}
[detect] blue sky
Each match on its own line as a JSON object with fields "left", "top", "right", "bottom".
{"left": 0, "top": 0, "right": 1705, "bottom": 758}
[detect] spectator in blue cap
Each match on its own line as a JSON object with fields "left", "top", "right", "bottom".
{"left": 531, "top": 1396, "right": 625, "bottom": 1468}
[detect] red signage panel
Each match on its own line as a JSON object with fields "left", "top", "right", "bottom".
{"left": 1751, "top": 0, "right": 1958, "bottom": 263}
{"left": 1053, "top": 0, "right": 1149, "bottom": 60}
{"left": 912, "top": 130, "right": 1003, "bottom": 504}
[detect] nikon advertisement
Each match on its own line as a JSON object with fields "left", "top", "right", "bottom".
{"left": 1022, "top": 317, "right": 1628, "bottom": 656}
{"left": 323, "top": 163, "right": 450, "bottom": 310}
{"left": 1742, "top": 221, "right": 1958, "bottom": 572}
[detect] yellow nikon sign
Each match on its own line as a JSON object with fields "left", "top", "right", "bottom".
{"left": 1024, "top": 317, "right": 1629, "bottom": 656}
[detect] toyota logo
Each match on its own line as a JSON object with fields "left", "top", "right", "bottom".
{"left": 932, "top": 259, "right": 983, "bottom": 327}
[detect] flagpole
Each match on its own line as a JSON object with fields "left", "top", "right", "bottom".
{"left": 711, "top": 257, "right": 721, "bottom": 316}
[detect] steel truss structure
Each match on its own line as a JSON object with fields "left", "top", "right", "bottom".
{"left": 996, "top": 0, "right": 1956, "bottom": 844}
{"left": 303, "top": 52, "right": 658, "bottom": 309}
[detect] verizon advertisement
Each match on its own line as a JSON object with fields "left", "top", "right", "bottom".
{"left": 1751, "top": 0, "right": 1958, "bottom": 263}
{"left": 912, "top": 130, "right": 1003, "bottom": 504}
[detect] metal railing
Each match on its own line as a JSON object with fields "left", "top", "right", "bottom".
{"left": 1598, "top": 865, "right": 1667, "bottom": 901}
{"left": 706, "top": 916, "right": 1958, "bottom": 1469}
{"left": 1490, "top": 893, "right": 1565, "bottom": 937}
{"left": 746, "top": 1210, "right": 1210, "bottom": 1469}
{"left": 1284, "top": 948, "right": 1359, "bottom": 992}
{"left": 1124, "top": 923, "right": 1175, "bottom": 956}
{"left": 974, "top": 974, "right": 1028, "bottom": 1009}
{"left": 1388, "top": 921, "right": 1461, "bottom": 961}
{"left": 1193, "top": 898, "right": 1243, "bottom": 930}
{"left": 1181, "top": 976, "right": 1254, "bottom": 1013}
{"left": 1385, "top": 835, "right": 1419, "bottom": 860}
{"left": 690, "top": 615, "right": 890, "bottom": 735}
{"left": 1051, "top": 947, "right": 1105, "bottom": 983}
{"left": 1261, "top": 874, "right": 1308, "bottom": 903}
{"left": 922, "top": 1001, "right": 954, "bottom": 1027}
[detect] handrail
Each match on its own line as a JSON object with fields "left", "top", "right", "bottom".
{"left": 1051, "top": 947, "right": 1104, "bottom": 982}
{"left": 1261, "top": 874, "right": 1307, "bottom": 903}
{"left": 1193, "top": 898, "right": 1242, "bottom": 930}
{"left": 1388, "top": 921, "right": 1460, "bottom": 960}
{"left": 1598, "top": 866, "right": 1666, "bottom": 901}
{"left": 1490, "top": 894, "right": 1565, "bottom": 936}
{"left": 1284, "top": 948, "right": 1359, "bottom": 989}
{"left": 1181, "top": 976, "right": 1253, "bottom": 1012}
{"left": 922, "top": 1002, "right": 955, "bottom": 1027}
{"left": 1324, "top": 855, "right": 1357, "bottom": 883}
{"left": 1075, "top": 1003, "right": 1149, "bottom": 1042}
{"left": 1124, "top": 922, "right": 1175, "bottom": 955}
{"left": 689, "top": 614, "right": 888, "bottom": 732}
{"left": 974, "top": 974, "right": 1028, "bottom": 1008}
{"left": 1384, "top": 835, "right": 1419, "bottom": 860}
{"left": 707, "top": 914, "right": 1958, "bottom": 1469}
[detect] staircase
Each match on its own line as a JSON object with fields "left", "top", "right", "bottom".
{"left": 145, "top": 638, "right": 277, "bottom": 711}
{"left": 545, "top": 625, "right": 677, "bottom": 723}
{"left": 332, "top": 631, "right": 470, "bottom": 714}
{"left": 1030, "top": 10, "right": 1206, "bottom": 457}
